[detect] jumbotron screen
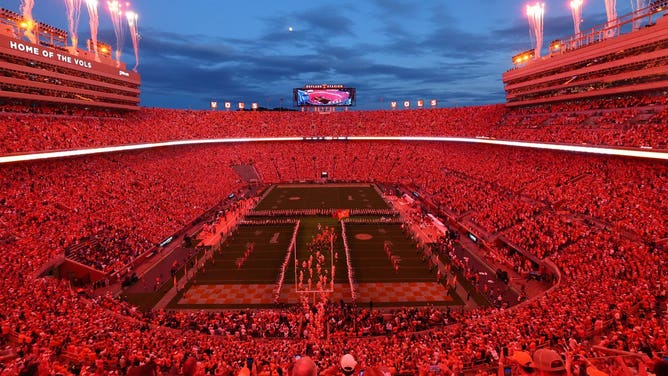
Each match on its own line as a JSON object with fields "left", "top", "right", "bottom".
{"left": 294, "top": 85, "right": 356, "bottom": 106}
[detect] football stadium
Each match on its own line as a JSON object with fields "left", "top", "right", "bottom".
{"left": 0, "top": 0, "right": 667, "bottom": 375}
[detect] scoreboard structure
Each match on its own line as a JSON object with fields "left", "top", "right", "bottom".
{"left": 293, "top": 84, "right": 356, "bottom": 107}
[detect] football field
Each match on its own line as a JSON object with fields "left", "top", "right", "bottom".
{"left": 168, "top": 184, "right": 460, "bottom": 309}
{"left": 254, "top": 184, "right": 389, "bottom": 211}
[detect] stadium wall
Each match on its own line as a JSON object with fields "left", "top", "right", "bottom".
{"left": 0, "top": 32, "right": 141, "bottom": 110}
{"left": 503, "top": 13, "right": 668, "bottom": 106}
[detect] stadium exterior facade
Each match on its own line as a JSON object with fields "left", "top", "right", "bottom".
{"left": 503, "top": 4, "right": 668, "bottom": 107}
{"left": 0, "top": 7, "right": 140, "bottom": 111}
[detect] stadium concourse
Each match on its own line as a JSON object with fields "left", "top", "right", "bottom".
{"left": 0, "top": 100, "right": 667, "bottom": 375}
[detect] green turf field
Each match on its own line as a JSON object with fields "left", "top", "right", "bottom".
{"left": 192, "top": 224, "right": 296, "bottom": 284}
{"left": 294, "top": 217, "right": 349, "bottom": 286}
{"left": 346, "top": 223, "right": 432, "bottom": 283}
{"left": 255, "top": 184, "right": 389, "bottom": 211}
{"left": 166, "top": 184, "right": 461, "bottom": 309}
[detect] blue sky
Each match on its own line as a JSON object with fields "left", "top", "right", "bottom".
{"left": 10, "top": 0, "right": 637, "bottom": 109}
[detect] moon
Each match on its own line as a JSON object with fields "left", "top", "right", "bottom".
{"left": 288, "top": 26, "right": 293, "bottom": 32}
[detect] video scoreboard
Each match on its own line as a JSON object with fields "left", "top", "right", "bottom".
{"left": 293, "top": 84, "right": 356, "bottom": 107}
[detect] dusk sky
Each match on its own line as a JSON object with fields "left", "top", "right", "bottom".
{"left": 9, "top": 0, "right": 641, "bottom": 109}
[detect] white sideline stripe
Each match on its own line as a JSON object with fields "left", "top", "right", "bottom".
{"left": 1, "top": 136, "right": 667, "bottom": 164}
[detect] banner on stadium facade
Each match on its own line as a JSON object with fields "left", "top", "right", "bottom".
{"left": 1, "top": 35, "right": 138, "bottom": 82}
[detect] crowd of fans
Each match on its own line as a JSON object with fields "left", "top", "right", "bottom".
{"left": 1, "top": 107, "right": 667, "bottom": 374}
{"left": 63, "top": 228, "right": 148, "bottom": 273}
{"left": 1, "top": 146, "right": 244, "bottom": 277}
{"left": 1, "top": 93, "right": 667, "bottom": 156}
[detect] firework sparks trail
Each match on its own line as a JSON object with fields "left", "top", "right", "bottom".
{"left": 20, "top": 0, "right": 37, "bottom": 44}
{"left": 570, "top": 0, "right": 584, "bottom": 35}
{"left": 604, "top": 0, "right": 618, "bottom": 37}
{"left": 630, "top": 0, "right": 648, "bottom": 30}
{"left": 64, "top": 0, "right": 83, "bottom": 53}
{"left": 85, "top": 0, "right": 99, "bottom": 60}
{"left": 106, "top": 0, "right": 125, "bottom": 66}
{"left": 126, "top": 10, "right": 139, "bottom": 71}
{"left": 526, "top": 3, "right": 545, "bottom": 58}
